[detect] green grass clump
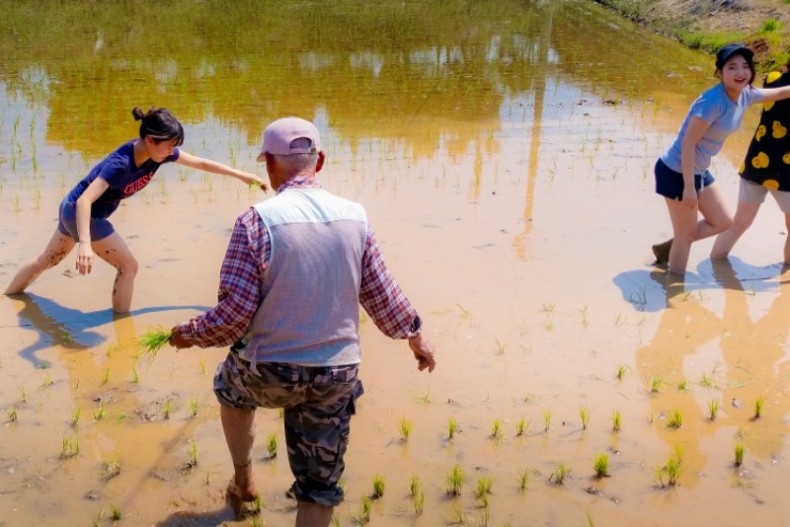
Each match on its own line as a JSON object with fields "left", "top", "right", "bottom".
{"left": 549, "top": 464, "right": 569, "bottom": 486}
{"left": 666, "top": 409, "right": 683, "bottom": 429}
{"left": 593, "top": 453, "right": 609, "bottom": 478}
{"left": 611, "top": 410, "right": 622, "bottom": 432}
{"left": 399, "top": 417, "right": 412, "bottom": 442}
{"left": 734, "top": 442, "right": 745, "bottom": 467}
{"left": 266, "top": 432, "right": 278, "bottom": 458}
{"left": 137, "top": 326, "right": 173, "bottom": 357}
{"left": 753, "top": 396, "right": 764, "bottom": 419}
{"left": 372, "top": 474, "right": 385, "bottom": 499}
{"left": 447, "top": 464, "right": 464, "bottom": 496}
{"left": 448, "top": 418, "right": 458, "bottom": 440}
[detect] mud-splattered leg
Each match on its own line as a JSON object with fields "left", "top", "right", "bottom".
{"left": 92, "top": 232, "right": 138, "bottom": 313}
{"left": 4, "top": 229, "right": 75, "bottom": 294}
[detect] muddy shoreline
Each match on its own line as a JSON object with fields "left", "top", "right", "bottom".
{"left": 592, "top": 0, "right": 790, "bottom": 70}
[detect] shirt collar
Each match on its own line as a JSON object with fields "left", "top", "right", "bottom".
{"left": 276, "top": 175, "right": 321, "bottom": 193}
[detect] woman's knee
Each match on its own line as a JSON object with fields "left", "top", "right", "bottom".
{"left": 119, "top": 255, "right": 139, "bottom": 277}
{"left": 715, "top": 216, "right": 734, "bottom": 233}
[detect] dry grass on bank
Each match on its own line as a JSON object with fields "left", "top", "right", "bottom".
{"left": 593, "top": 0, "right": 790, "bottom": 70}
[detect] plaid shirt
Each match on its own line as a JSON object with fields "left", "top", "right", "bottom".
{"left": 176, "top": 176, "right": 422, "bottom": 348}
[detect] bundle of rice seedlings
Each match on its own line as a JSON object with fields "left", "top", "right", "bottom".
{"left": 138, "top": 326, "right": 172, "bottom": 358}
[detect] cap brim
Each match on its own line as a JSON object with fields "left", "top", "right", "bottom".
{"left": 256, "top": 152, "right": 267, "bottom": 162}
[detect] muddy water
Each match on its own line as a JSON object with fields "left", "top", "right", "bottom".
{"left": 1, "top": 1, "right": 789, "bottom": 526}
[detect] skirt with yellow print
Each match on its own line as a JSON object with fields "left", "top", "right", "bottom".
{"left": 740, "top": 69, "right": 790, "bottom": 191}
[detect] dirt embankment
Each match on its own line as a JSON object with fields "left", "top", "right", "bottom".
{"left": 592, "top": 0, "right": 790, "bottom": 71}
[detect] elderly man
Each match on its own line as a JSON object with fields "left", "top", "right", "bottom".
{"left": 169, "top": 117, "right": 436, "bottom": 526}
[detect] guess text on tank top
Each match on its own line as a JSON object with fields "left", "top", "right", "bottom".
{"left": 124, "top": 173, "right": 153, "bottom": 196}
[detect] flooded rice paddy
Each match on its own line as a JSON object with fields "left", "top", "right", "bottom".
{"left": 1, "top": 1, "right": 789, "bottom": 526}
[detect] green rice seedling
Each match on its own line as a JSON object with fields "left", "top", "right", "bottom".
{"left": 543, "top": 409, "right": 552, "bottom": 432}
{"left": 666, "top": 409, "right": 683, "bottom": 429}
{"left": 677, "top": 380, "right": 689, "bottom": 392}
{"left": 101, "top": 367, "right": 110, "bottom": 385}
{"left": 516, "top": 418, "right": 528, "bottom": 436}
{"left": 266, "top": 432, "right": 278, "bottom": 458}
{"left": 17, "top": 384, "right": 27, "bottom": 404}
{"left": 102, "top": 459, "right": 121, "bottom": 480}
{"left": 413, "top": 487, "right": 425, "bottom": 515}
{"left": 110, "top": 504, "right": 122, "bottom": 521}
{"left": 649, "top": 376, "right": 664, "bottom": 393}
{"left": 94, "top": 402, "right": 105, "bottom": 421}
{"left": 372, "top": 474, "right": 385, "bottom": 499}
{"left": 658, "top": 453, "right": 681, "bottom": 487}
{"left": 615, "top": 364, "right": 628, "bottom": 380}
{"left": 549, "top": 464, "right": 569, "bottom": 486}
{"left": 358, "top": 495, "right": 371, "bottom": 524}
{"left": 137, "top": 326, "right": 173, "bottom": 358}
{"left": 539, "top": 302, "right": 555, "bottom": 314}
{"left": 495, "top": 339, "right": 505, "bottom": 355}
{"left": 734, "top": 442, "right": 745, "bottom": 467}
{"left": 278, "top": 408, "right": 284, "bottom": 419}
{"left": 475, "top": 476, "right": 493, "bottom": 504}
{"left": 7, "top": 407, "right": 18, "bottom": 423}
{"left": 447, "top": 464, "right": 464, "bottom": 496}
{"left": 131, "top": 364, "right": 140, "bottom": 384}
{"left": 189, "top": 395, "right": 199, "bottom": 418}
{"left": 399, "top": 417, "right": 412, "bottom": 442}
{"left": 41, "top": 370, "right": 54, "bottom": 387}
{"left": 699, "top": 373, "right": 715, "bottom": 389}
{"left": 448, "top": 418, "right": 458, "bottom": 440}
{"left": 162, "top": 400, "right": 175, "bottom": 420}
{"left": 612, "top": 410, "right": 622, "bottom": 432}
{"left": 451, "top": 502, "right": 465, "bottom": 523}
{"left": 517, "top": 469, "right": 528, "bottom": 491}
{"left": 593, "top": 453, "right": 609, "bottom": 478}
{"left": 186, "top": 439, "right": 199, "bottom": 468}
{"left": 708, "top": 400, "right": 719, "bottom": 421}
{"left": 409, "top": 475, "right": 420, "bottom": 497}
{"left": 61, "top": 434, "right": 80, "bottom": 459}
{"left": 579, "top": 406, "right": 590, "bottom": 430}
{"left": 70, "top": 407, "right": 82, "bottom": 428}
{"left": 578, "top": 305, "right": 589, "bottom": 327}
{"left": 116, "top": 412, "right": 127, "bottom": 422}
{"left": 417, "top": 389, "right": 431, "bottom": 405}
{"left": 754, "top": 396, "right": 764, "bottom": 419}
{"left": 199, "top": 359, "right": 207, "bottom": 375}
{"left": 491, "top": 419, "right": 502, "bottom": 439}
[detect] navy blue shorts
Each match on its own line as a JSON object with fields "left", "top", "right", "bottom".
{"left": 654, "top": 158, "right": 714, "bottom": 200}
{"left": 57, "top": 199, "right": 115, "bottom": 242}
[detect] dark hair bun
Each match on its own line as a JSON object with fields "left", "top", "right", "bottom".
{"left": 132, "top": 107, "right": 145, "bottom": 121}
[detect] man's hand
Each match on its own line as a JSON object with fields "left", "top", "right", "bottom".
{"left": 169, "top": 326, "right": 194, "bottom": 350}
{"left": 408, "top": 334, "right": 436, "bottom": 372}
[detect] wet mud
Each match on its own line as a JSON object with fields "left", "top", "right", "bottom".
{"left": 2, "top": 1, "right": 790, "bottom": 526}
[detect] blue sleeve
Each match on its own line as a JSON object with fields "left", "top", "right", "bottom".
{"left": 688, "top": 92, "right": 725, "bottom": 126}
{"left": 744, "top": 85, "right": 767, "bottom": 105}
{"left": 96, "top": 155, "right": 129, "bottom": 188}
{"left": 164, "top": 147, "right": 180, "bottom": 163}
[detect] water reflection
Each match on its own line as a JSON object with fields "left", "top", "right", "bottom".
{"left": 625, "top": 259, "right": 790, "bottom": 485}
{"left": 11, "top": 292, "right": 209, "bottom": 366}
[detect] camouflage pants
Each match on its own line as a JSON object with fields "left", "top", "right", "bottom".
{"left": 214, "top": 351, "right": 364, "bottom": 507}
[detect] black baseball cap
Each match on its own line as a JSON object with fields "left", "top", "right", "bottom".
{"left": 715, "top": 43, "right": 754, "bottom": 70}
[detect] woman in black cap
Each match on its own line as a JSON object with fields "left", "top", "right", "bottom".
{"left": 711, "top": 57, "right": 790, "bottom": 264}
{"left": 651, "top": 44, "right": 790, "bottom": 275}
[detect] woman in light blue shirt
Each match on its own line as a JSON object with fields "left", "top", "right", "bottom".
{"left": 652, "top": 44, "right": 790, "bottom": 275}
